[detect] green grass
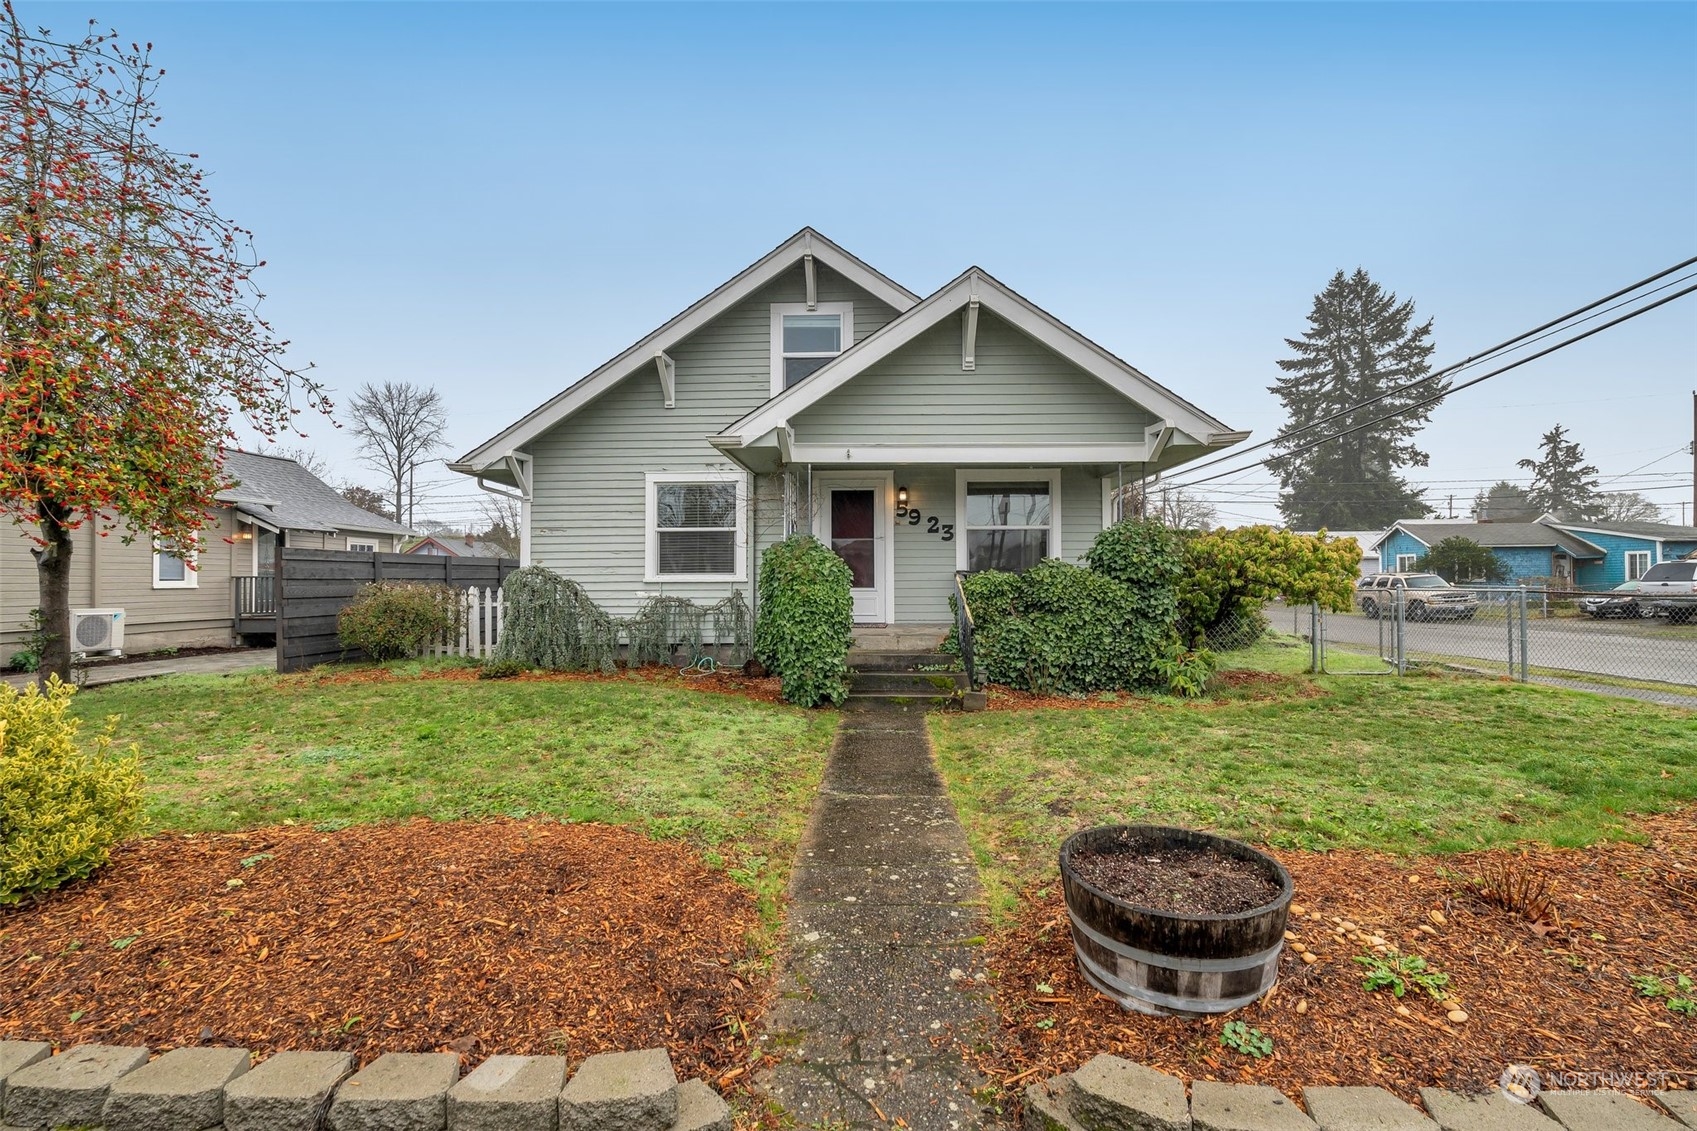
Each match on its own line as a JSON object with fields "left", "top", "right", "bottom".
{"left": 71, "top": 664, "right": 837, "bottom": 918}
{"left": 931, "top": 666, "right": 1697, "bottom": 920}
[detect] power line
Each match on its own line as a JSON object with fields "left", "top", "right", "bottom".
{"left": 1167, "top": 279, "right": 1697, "bottom": 491}
{"left": 1164, "top": 257, "right": 1697, "bottom": 488}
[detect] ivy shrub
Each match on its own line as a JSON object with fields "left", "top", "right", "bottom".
{"left": 337, "top": 582, "right": 464, "bottom": 661}
{"left": 1, "top": 679, "right": 144, "bottom": 905}
{"left": 755, "top": 535, "right": 852, "bottom": 707}
{"left": 1177, "top": 526, "right": 1361, "bottom": 649}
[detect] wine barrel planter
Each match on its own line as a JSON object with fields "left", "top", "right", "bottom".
{"left": 1059, "top": 824, "right": 1293, "bottom": 1018}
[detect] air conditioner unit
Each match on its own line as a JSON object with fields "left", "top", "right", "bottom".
{"left": 70, "top": 608, "right": 125, "bottom": 656}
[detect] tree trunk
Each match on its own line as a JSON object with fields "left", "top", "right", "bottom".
{"left": 34, "top": 500, "right": 74, "bottom": 685}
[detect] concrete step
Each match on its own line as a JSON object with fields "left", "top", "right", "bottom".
{"left": 846, "top": 650, "right": 958, "bottom": 672}
{"left": 849, "top": 671, "right": 967, "bottom": 695}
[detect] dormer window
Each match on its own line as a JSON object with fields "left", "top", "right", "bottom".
{"left": 771, "top": 302, "right": 853, "bottom": 394}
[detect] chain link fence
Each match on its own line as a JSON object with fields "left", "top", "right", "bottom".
{"left": 1280, "top": 587, "right": 1697, "bottom": 708}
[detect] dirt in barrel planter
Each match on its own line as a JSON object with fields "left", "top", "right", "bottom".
{"left": 1069, "top": 836, "right": 1283, "bottom": 915}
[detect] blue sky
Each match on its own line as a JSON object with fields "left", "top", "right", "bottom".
{"left": 32, "top": 1, "right": 1697, "bottom": 527}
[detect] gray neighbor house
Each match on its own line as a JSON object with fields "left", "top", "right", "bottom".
{"left": 449, "top": 229, "right": 1246, "bottom": 626}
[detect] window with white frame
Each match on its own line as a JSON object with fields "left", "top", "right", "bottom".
{"left": 957, "top": 470, "right": 1061, "bottom": 573}
{"left": 153, "top": 539, "right": 198, "bottom": 589}
{"left": 1395, "top": 553, "right": 1418, "bottom": 572}
{"left": 1625, "top": 550, "right": 1651, "bottom": 581}
{"left": 645, "top": 471, "right": 747, "bottom": 580}
{"left": 770, "top": 302, "right": 852, "bottom": 394}
{"left": 346, "top": 536, "right": 379, "bottom": 553}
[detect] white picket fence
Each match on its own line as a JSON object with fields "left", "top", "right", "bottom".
{"left": 429, "top": 586, "right": 505, "bottom": 659}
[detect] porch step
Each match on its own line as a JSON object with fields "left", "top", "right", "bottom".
{"left": 846, "top": 650, "right": 958, "bottom": 673}
{"left": 849, "top": 670, "right": 968, "bottom": 695}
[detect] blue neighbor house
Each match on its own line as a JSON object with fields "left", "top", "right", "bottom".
{"left": 1372, "top": 517, "right": 1697, "bottom": 589}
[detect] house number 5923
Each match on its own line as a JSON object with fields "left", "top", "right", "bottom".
{"left": 905, "top": 510, "right": 953, "bottom": 541}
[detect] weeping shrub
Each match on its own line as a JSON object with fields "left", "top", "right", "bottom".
{"left": 1, "top": 679, "right": 143, "bottom": 905}
{"left": 493, "top": 567, "right": 619, "bottom": 672}
{"left": 755, "top": 535, "right": 852, "bottom": 707}
{"left": 337, "top": 582, "right": 463, "bottom": 661}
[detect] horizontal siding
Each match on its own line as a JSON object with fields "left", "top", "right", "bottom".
{"left": 792, "top": 310, "right": 1156, "bottom": 446}
{"left": 526, "top": 262, "right": 899, "bottom": 617}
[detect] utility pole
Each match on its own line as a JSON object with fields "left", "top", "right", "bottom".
{"left": 1691, "top": 389, "right": 1695, "bottom": 528}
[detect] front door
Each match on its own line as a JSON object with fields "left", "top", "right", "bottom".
{"left": 817, "top": 477, "right": 889, "bottom": 624}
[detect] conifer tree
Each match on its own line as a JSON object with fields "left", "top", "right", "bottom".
{"left": 1517, "top": 425, "right": 1601, "bottom": 522}
{"left": 1268, "top": 269, "right": 1446, "bottom": 529}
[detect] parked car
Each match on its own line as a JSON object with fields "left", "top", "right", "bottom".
{"left": 1356, "top": 573, "right": 1479, "bottom": 621}
{"left": 1636, "top": 560, "right": 1697, "bottom": 623}
{"left": 1578, "top": 580, "right": 1658, "bottom": 619}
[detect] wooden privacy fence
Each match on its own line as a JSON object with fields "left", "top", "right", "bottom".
{"left": 276, "top": 548, "right": 520, "bottom": 673}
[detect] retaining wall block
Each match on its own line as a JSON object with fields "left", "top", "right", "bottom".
{"left": 673, "top": 1079, "right": 732, "bottom": 1131}
{"left": 1538, "top": 1090, "right": 1681, "bottom": 1130}
{"left": 0, "top": 1043, "right": 150, "bottom": 1129}
{"left": 224, "top": 1050, "right": 354, "bottom": 1131}
{"left": 329, "top": 1051, "right": 461, "bottom": 1131}
{"left": 0, "top": 1043, "right": 50, "bottom": 1111}
{"left": 1065, "top": 1054, "right": 1189, "bottom": 1131}
{"left": 448, "top": 1054, "right": 565, "bottom": 1131}
{"left": 103, "top": 1045, "right": 251, "bottom": 1131}
{"left": 559, "top": 1048, "right": 678, "bottom": 1131}
{"left": 1302, "top": 1086, "right": 1437, "bottom": 1131}
{"left": 1191, "top": 1080, "right": 1317, "bottom": 1131}
{"left": 1024, "top": 1078, "right": 1086, "bottom": 1131}
{"left": 1418, "top": 1089, "right": 1559, "bottom": 1131}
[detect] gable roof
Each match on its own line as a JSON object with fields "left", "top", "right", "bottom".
{"left": 713, "top": 267, "right": 1244, "bottom": 451}
{"left": 404, "top": 534, "right": 508, "bottom": 557}
{"left": 1549, "top": 518, "right": 1697, "bottom": 543}
{"left": 1374, "top": 521, "right": 1606, "bottom": 559}
{"left": 450, "top": 228, "right": 919, "bottom": 474}
{"left": 217, "top": 451, "right": 412, "bottom": 537}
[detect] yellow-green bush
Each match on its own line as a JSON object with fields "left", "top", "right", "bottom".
{"left": 0, "top": 679, "right": 143, "bottom": 905}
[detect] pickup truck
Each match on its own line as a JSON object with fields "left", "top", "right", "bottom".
{"left": 1356, "top": 572, "right": 1479, "bottom": 621}
{"left": 1635, "top": 559, "right": 1697, "bottom": 623}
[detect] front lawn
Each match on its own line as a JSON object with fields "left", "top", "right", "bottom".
{"left": 930, "top": 665, "right": 1697, "bottom": 918}
{"left": 70, "top": 664, "right": 837, "bottom": 916}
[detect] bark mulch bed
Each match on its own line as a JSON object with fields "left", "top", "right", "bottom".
{"left": 0, "top": 820, "right": 765, "bottom": 1086}
{"left": 978, "top": 810, "right": 1697, "bottom": 1109}
{"left": 303, "top": 662, "right": 789, "bottom": 706}
{"left": 983, "top": 669, "right": 1323, "bottom": 711}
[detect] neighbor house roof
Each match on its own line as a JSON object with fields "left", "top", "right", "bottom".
{"left": 1550, "top": 519, "right": 1697, "bottom": 543}
{"left": 403, "top": 534, "right": 508, "bottom": 557}
{"left": 1373, "top": 521, "right": 1606, "bottom": 559}
{"left": 712, "top": 266, "right": 1248, "bottom": 460}
{"left": 217, "top": 451, "right": 413, "bottom": 538}
{"left": 450, "top": 228, "right": 920, "bottom": 476}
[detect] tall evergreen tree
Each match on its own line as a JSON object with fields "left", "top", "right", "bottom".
{"left": 1517, "top": 425, "right": 1601, "bottom": 522}
{"left": 1268, "top": 269, "right": 1446, "bottom": 529}
{"left": 1473, "top": 480, "right": 1536, "bottom": 522}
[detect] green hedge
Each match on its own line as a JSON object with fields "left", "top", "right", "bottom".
{"left": 755, "top": 535, "right": 853, "bottom": 707}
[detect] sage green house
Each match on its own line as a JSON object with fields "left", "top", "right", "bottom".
{"left": 449, "top": 229, "right": 1247, "bottom": 626}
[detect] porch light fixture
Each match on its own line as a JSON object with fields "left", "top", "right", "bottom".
{"left": 896, "top": 486, "right": 909, "bottom": 517}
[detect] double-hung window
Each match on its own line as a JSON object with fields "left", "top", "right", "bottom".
{"left": 1395, "top": 554, "right": 1418, "bottom": 573}
{"left": 956, "top": 470, "right": 1062, "bottom": 573}
{"left": 1625, "top": 550, "right": 1651, "bottom": 581}
{"left": 153, "top": 539, "right": 198, "bottom": 589}
{"left": 645, "top": 471, "right": 747, "bottom": 581}
{"left": 770, "top": 302, "right": 853, "bottom": 394}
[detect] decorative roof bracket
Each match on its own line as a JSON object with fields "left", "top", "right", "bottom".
{"left": 654, "top": 350, "right": 676, "bottom": 409}
{"left": 803, "top": 233, "right": 817, "bottom": 310}
{"left": 962, "top": 273, "right": 981, "bottom": 372}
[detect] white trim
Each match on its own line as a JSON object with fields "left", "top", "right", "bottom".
{"left": 770, "top": 302, "right": 854, "bottom": 397}
{"left": 786, "top": 442, "right": 1162, "bottom": 465}
{"left": 1395, "top": 553, "right": 1418, "bottom": 573}
{"left": 955, "top": 469, "right": 1063, "bottom": 572}
{"left": 451, "top": 229, "right": 917, "bottom": 473}
{"left": 346, "top": 536, "right": 380, "bottom": 553}
{"left": 812, "top": 471, "right": 896, "bottom": 625}
{"left": 643, "top": 469, "right": 750, "bottom": 583}
{"left": 152, "top": 539, "right": 199, "bottom": 589}
{"left": 720, "top": 267, "right": 1238, "bottom": 449}
{"left": 1625, "top": 550, "right": 1652, "bottom": 581}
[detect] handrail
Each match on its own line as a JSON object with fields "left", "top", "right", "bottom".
{"left": 233, "top": 575, "right": 277, "bottom": 618}
{"left": 952, "top": 569, "right": 982, "bottom": 690}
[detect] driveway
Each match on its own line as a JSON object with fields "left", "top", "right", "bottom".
{"left": 3, "top": 648, "right": 275, "bottom": 690}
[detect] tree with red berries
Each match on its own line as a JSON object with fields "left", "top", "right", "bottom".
{"left": 2, "top": 4, "right": 326, "bottom": 682}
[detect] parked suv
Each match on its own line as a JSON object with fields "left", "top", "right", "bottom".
{"left": 1636, "top": 560, "right": 1697, "bottom": 623}
{"left": 1356, "top": 572, "right": 1479, "bottom": 621}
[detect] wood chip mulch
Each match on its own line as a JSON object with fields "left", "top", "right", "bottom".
{"left": 0, "top": 820, "right": 766, "bottom": 1085}
{"left": 303, "top": 662, "right": 790, "bottom": 706}
{"left": 977, "top": 810, "right": 1697, "bottom": 1108}
{"left": 983, "top": 669, "right": 1324, "bottom": 711}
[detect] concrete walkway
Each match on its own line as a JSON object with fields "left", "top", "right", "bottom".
{"left": 3, "top": 648, "right": 275, "bottom": 690}
{"left": 760, "top": 701, "right": 997, "bottom": 1131}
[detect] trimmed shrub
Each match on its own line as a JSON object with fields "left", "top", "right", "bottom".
{"left": 1177, "top": 526, "right": 1361, "bottom": 649}
{"left": 337, "top": 582, "right": 464, "bottom": 661}
{"left": 756, "top": 535, "right": 852, "bottom": 707}
{"left": 1084, "top": 518, "right": 1186, "bottom": 623}
{"left": 1, "top": 679, "right": 143, "bottom": 905}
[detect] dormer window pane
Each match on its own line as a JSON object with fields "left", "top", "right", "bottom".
{"left": 783, "top": 314, "right": 842, "bottom": 354}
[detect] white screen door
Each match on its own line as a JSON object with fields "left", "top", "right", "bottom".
{"left": 817, "top": 477, "right": 889, "bottom": 624}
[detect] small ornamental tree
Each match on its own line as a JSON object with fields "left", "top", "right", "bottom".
{"left": 1415, "top": 537, "right": 1506, "bottom": 584}
{"left": 1177, "top": 527, "right": 1360, "bottom": 648}
{"left": 1, "top": 5, "right": 327, "bottom": 683}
